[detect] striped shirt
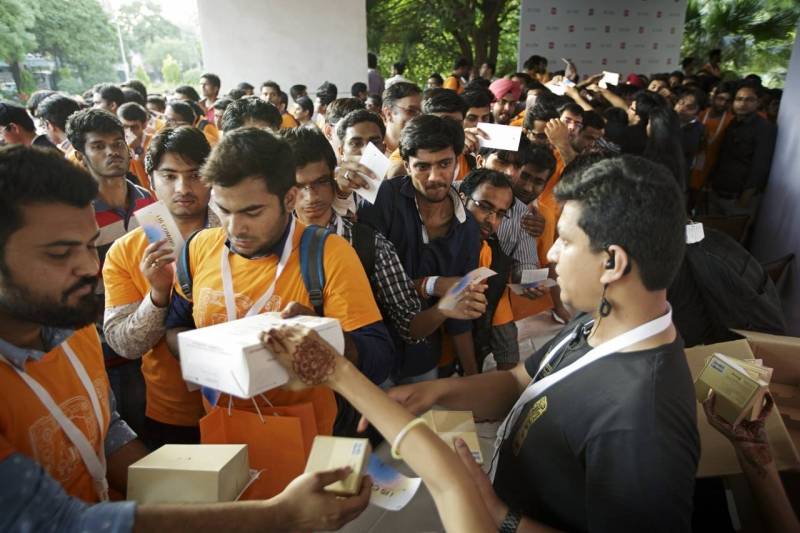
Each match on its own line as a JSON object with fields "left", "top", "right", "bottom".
{"left": 94, "top": 179, "right": 154, "bottom": 267}
{"left": 496, "top": 197, "right": 540, "bottom": 278}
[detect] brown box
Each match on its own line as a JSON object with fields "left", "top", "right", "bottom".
{"left": 304, "top": 436, "right": 371, "bottom": 495}
{"left": 685, "top": 332, "right": 800, "bottom": 477}
{"left": 127, "top": 444, "right": 250, "bottom": 504}
{"left": 694, "top": 353, "right": 770, "bottom": 426}
{"left": 421, "top": 410, "right": 483, "bottom": 464}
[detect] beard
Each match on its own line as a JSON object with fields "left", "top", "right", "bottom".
{"left": 0, "top": 275, "right": 101, "bottom": 329}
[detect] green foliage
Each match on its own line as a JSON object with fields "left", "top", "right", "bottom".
{"left": 367, "top": 0, "right": 520, "bottom": 84}
{"left": 161, "top": 54, "right": 182, "bottom": 86}
{"left": 683, "top": 0, "right": 800, "bottom": 86}
{"left": 143, "top": 36, "right": 202, "bottom": 74}
{"left": 182, "top": 68, "right": 202, "bottom": 86}
{"left": 0, "top": 0, "right": 38, "bottom": 62}
{"left": 133, "top": 64, "right": 151, "bottom": 85}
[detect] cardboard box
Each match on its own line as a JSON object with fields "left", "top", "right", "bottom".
{"left": 685, "top": 332, "right": 800, "bottom": 477}
{"left": 127, "top": 444, "right": 249, "bottom": 504}
{"left": 694, "top": 353, "right": 770, "bottom": 426}
{"left": 421, "top": 410, "right": 483, "bottom": 464}
{"left": 304, "top": 436, "right": 371, "bottom": 495}
{"left": 179, "top": 313, "right": 344, "bottom": 398}
{"left": 134, "top": 201, "right": 186, "bottom": 261}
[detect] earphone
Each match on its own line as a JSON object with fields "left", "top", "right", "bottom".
{"left": 605, "top": 250, "right": 616, "bottom": 270}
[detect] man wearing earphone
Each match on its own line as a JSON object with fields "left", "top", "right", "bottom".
{"left": 387, "top": 155, "right": 700, "bottom": 532}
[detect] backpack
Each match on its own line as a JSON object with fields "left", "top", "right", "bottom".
{"left": 682, "top": 227, "right": 786, "bottom": 343}
{"left": 177, "top": 223, "right": 376, "bottom": 316}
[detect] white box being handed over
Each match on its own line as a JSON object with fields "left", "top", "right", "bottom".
{"left": 178, "top": 312, "right": 344, "bottom": 398}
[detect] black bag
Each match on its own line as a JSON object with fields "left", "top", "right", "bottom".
{"left": 682, "top": 227, "right": 786, "bottom": 344}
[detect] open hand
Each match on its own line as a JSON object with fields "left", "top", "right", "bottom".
{"left": 261, "top": 325, "right": 338, "bottom": 389}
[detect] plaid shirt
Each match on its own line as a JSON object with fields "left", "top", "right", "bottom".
{"left": 330, "top": 213, "right": 423, "bottom": 344}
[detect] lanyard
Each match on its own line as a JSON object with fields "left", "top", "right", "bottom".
{"left": 702, "top": 110, "right": 728, "bottom": 145}
{"left": 489, "top": 305, "right": 673, "bottom": 479}
{"left": 0, "top": 340, "right": 109, "bottom": 501}
{"left": 220, "top": 219, "right": 296, "bottom": 322}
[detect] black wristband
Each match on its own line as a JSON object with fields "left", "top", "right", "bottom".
{"left": 498, "top": 509, "right": 521, "bottom": 533}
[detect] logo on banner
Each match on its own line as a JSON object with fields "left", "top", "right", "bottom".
{"left": 548, "top": 42, "right": 554, "bottom": 49}
{"left": 530, "top": 24, "right": 536, "bottom": 31}
{"left": 653, "top": 43, "right": 659, "bottom": 50}
{"left": 585, "top": 42, "right": 591, "bottom": 49}
{"left": 604, "top": 25, "right": 611, "bottom": 33}
{"left": 639, "top": 26, "right": 644, "bottom": 34}
{"left": 550, "top": 7, "right": 557, "bottom": 14}
{"left": 623, "top": 9, "right": 629, "bottom": 16}
{"left": 588, "top": 8, "right": 594, "bottom": 15}
{"left": 667, "top": 58, "right": 673, "bottom": 65}
{"left": 635, "top": 58, "right": 641, "bottom": 65}
{"left": 657, "top": 10, "right": 663, "bottom": 18}
{"left": 620, "top": 42, "right": 626, "bottom": 49}
{"left": 602, "top": 58, "right": 608, "bottom": 65}
{"left": 569, "top": 25, "right": 575, "bottom": 32}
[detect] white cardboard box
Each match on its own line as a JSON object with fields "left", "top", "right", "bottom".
{"left": 179, "top": 312, "right": 344, "bottom": 398}
{"left": 127, "top": 444, "right": 249, "bottom": 504}
{"left": 304, "top": 436, "right": 372, "bottom": 495}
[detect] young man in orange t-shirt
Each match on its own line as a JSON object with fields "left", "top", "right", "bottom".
{"left": 164, "top": 128, "right": 394, "bottom": 433}
{"left": 103, "top": 126, "right": 215, "bottom": 450}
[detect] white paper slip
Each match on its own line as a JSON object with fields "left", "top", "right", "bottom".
{"left": 367, "top": 456, "right": 422, "bottom": 511}
{"left": 438, "top": 267, "right": 497, "bottom": 310}
{"left": 521, "top": 268, "right": 550, "bottom": 285}
{"left": 508, "top": 279, "right": 557, "bottom": 295}
{"left": 355, "top": 142, "right": 391, "bottom": 204}
{"left": 686, "top": 222, "right": 705, "bottom": 244}
{"left": 134, "top": 201, "right": 186, "bottom": 260}
{"left": 599, "top": 71, "right": 620, "bottom": 89}
{"left": 476, "top": 123, "right": 522, "bottom": 151}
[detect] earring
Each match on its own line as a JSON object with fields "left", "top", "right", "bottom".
{"left": 599, "top": 284, "right": 612, "bottom": 317}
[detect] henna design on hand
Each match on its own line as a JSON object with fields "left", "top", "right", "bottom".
{"left": 291, "top": 336, "right": 337, "bottom": 386}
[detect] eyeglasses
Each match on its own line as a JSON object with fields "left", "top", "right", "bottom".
{"left": 298, "top": 177, "right": 334, "bottom": 194}
{"left": 468, "top": 197, "right": 510, "bottom": 220}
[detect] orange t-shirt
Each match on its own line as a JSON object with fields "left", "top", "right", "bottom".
{"left": 103, "top": 228, "right": 205, "bottom": 427}
{"left": 199, "top": 121, "right": 219, "bottom": 147}
{"left": 177, "top": 223, "right": 382, "bottom": 433}
{"left": 281, "top": 113, "right": 299, "bottom": 129}
{"left": 443, "top": 76, "right": 464, "bottom": 94}
{"left": 0, "top": 326, "right": 110, "bottom": 502}
{"left": 510, "top": 110, "right": 526, "bottom": 127}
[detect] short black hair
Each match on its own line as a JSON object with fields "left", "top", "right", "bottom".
{"left": 237, "top": 82, "right": 254, "bottom": 92}
{"left": 0, "top": 102, "right": 35, "bottom": 132}
{"left": 145, "top": 126, "right": 211, "bottom": 175}
{"left": 212, "top": 97, "right": 233, "bottom": 111}
{"left": 383, "top": 81, "right": 422, "bottom": 109}
{"left": 422, "top": 88, "right": 468, "bottom": 117}
{"left": 524, "top": 93, "right": 560, "bottom": 129}
{"left": 279, "top": 91, "right": 289, "bottom": 108}
{"left": 462, "top": 89, "right": 493, "bottom": 109}
{"left": 399, "top": 114, "right": 465, "bottom": 161}
{"left": 316, "top": 82, "right": 338, "bottom": 106}
{"left": 393, "top": 62, "right": 407, "bottom": 75}
{"left": 167, "top": 100, "right": 196, "bottom": 124}
{"left": 715, "top": 81, "right": 736, "bottom": 97}
{"left": 220, "top": 97, "right": 282, "bottom": 132}
{"left": 428, "top": 73, "right": 444, "bottom": 85}
{"left": 201, "top": 73, "right": 221, "bottom": 88}
{"left": 295, "top": 96, "right": 314, "bottom": 116}
{"left": 117, "top": 102, "right": 148, "bottom": 123}
{"left": 290, "top": 84, "right": 307, "bottom": 101}
{"left": 632, "top": 90, "right": 668, "bottom": 126}
{"left": 558, "top": 102, "right": 584, "bottom": 118}
{"left": 174, "top": 85, "right": 201, "bottom": 102}
{"left": 521, "top": 140, "right": 557, "bottom": 174}
{"left": 0, "top": 145, "right": 98, "bottom": 262}
{"left": 366, "top": 94, "right": 383, "bottom": 108}
{"left": 282, "top": 127, "right": 337, "bottom": 172}
{"left": 93, "top": 83, "right": 125, "bottom": 108}
{"left": 554, "top": 155, "right": 685, "bottom": 290}
{"left": 325, "top": 98, "right": 365, "bottom": 125}
{"left": 368, "top": 52, "right": 378, "bottom": 69}
{"left": 464, "top": 78, "right": 491, "bottom": 92}
{"left": 201, "top": 127, "right": 296, "bottom": 199}
{"left": 459, "top": 168, "right": 512, "bottom": 198}
{"left": 454, "top": 57, "right": 472, "bottom": 70}
{"left": 66, "top": 108, "right": 124, "bottom": 154}
{"left": 261, "top": 80, "right": 280, "bottom": 93}
{"left": 121, "top": 80, "right": 148, "bottom": 101}
{"left": 146, "top": 95, "right": 166, "bottom": 112}
{"left": 121, "top": 88, "right": 146, "bottom": 106}
{"left": 650, "top": 73, "right": 670, "bottom": 84}
{"left": 26, "top": 90, "right": 56, "bottom": 116}
{"left": 737, "top": 79, "right": 763, "bottom": 98}
{"left": 523, "top": 55, "right": 547, "bottom": 71}
{"left": 336, "top": 109, "right": 386, "bottom": 142}
{"left": 351, "top": 82, "right": 368, "bottom": 97}
{"left": 227, "top": 89, "right": 245, "bottom": 100}
{"left": 582, "top": 110, "right": 605, "bottom": 131}
{"left": 37, "top": 95, "right": 81, "bottom": 132}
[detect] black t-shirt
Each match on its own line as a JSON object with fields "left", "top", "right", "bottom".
{"left": 493, "top": 314, "right": 699, "bottom": 532}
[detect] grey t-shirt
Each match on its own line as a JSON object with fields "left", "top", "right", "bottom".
{"left": 493, "top": 314, "right": 700, "bottom": 532}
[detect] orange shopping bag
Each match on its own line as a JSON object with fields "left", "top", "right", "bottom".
{"left": 200, "top": 400, "right": 311, "bottom": 499}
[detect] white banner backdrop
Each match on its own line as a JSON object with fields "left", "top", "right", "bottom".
{"left": 518, "top": 0, "right": 688, "bottom": 78}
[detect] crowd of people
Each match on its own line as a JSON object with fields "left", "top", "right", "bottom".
{"left": 0, "top": 43, "right": 796, "bottom": 533}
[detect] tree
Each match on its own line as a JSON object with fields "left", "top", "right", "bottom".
{"left": 368, "top": 0, "right": 520, "bottom": 83}
{"left": 683, "top": 0, "right": 800, "bottom": 85}
{"left": 31, "top": 0, "right": 118, "bottom": 89}
{"left": 0, "top": 0, "right": 38, "bottom": 94}
{"left": 143, "top": 36, "right": 202, "bottom": 75}
{"left": 161, "top": 54, "right": 181, "bottom": 86}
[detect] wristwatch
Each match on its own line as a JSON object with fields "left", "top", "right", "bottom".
{"left": 498, "top": 509, "right": 521, "bottom": 533}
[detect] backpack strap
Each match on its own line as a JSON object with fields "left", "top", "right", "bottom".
{"left": 176, "top": 229, "right": 204, "bottom": 301}
{"left": 351, "top": 222, "right": 376, "bottom": 280}
{"left": 300, "top": 225, "right": 331, "bottom": 316}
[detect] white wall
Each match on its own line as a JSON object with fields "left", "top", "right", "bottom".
{"left": 196, "top": 0, "right": 367, "bottom": 98}
{"left": 751, "top": 25, "right": 800, "bottom": 335}
{"left": 518, "top": 0, "right": 687, "bottom": 76}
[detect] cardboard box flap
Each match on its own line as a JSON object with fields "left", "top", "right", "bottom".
{"left": 732, "top": 330, "right": 800, "bottom": 384}
{"left": 685, "top": 343, "right": 800, "bottom": 477}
